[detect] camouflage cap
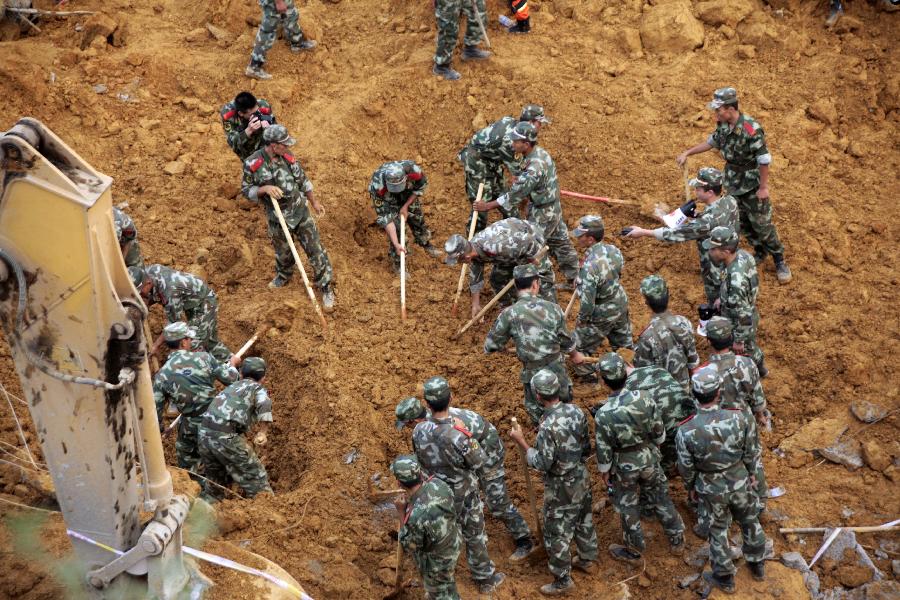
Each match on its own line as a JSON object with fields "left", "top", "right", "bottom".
{"left": 394, "top": 397, "right": 427, "bottom": 431}
{"left": 384, "top": 163, "right": 407, "bottom": 193}
{"left": 597, "top": 352, "right": 627, "bottom": 380}
{"left": 530, "top": 368, "right": 560, "bottom": 397}
{"left": 423, "top": 376, "right": 451, "bottom": 404}
{"left": 263, "top": 124, "right": 296, "bottom": 146}
{"left": 390, "top": 454, "right": 422, "bottom": 485}
{"left": 509, "top": 121, "right": 538, "bottom": 143}
{"left": 513, "top": 263, "right": 539, "bottom": 280}
{"left": 689, "top": 167, "right": 724, "bottom": 189}
{"left": 128, "top": 266, "right": 146, "bottom": 288}
{"left": 520, "top": 103, "right": 551, "bottom": 124}
{"left": 241, "top": 356, "right": 267, "bottom": 379}
{"left": 640, "top": 274, "right": 668, "bottom": 301}
{"left": 572, "top": 215, "right": 605, "bottom": 238}
{"left": 707, "top": 87, "right": 738, "bottom": 110}
{"left": 443, "top": 234, "right": 472, "bottom": 266}
{"left": 163, "top": 321, "right": 196, "bottom": 342}
{"left": 691, "top": 365, "right": 721, "bottom": 396}
{"left": 702, "top": 225, "right": 739, "bottom": 250}
{"left": 705, "top": 316, "right": 733, "bottom": 342}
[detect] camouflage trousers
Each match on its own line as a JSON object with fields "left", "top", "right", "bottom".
{"left": 542, "top": 468, "right": 598, "bottom": 579}
{"left": 250, "top": 0, "right": 306, "bottom": 67}
{"left": 703, "top": 487, "right": 766, "bottom": 576}
{"left": 697, "top": 242, "right": 725, "bottom": 304}
{"left": 175, "top": 415, "right": 206, "bottom": 481}
{"left": 267, "top": 212, "right": 334, "bottom": 290}
{"left": 489, "top": 259, "right": 556, "bottom": 308}
{"left": 434, "top": 0, "right": 486, "bottom": 66}
{"left": 694, "top": 457, "right": 767, "bottom": 538}
{"left": 386, "top": 201, "right": 432, "bottom": 269}
{"left": 521, "top": 357, "right": 573, "bottom": 425}
{"left": 528, "top": 208, "right": 579, "bottom": 283}
{"left": 413, "top": 549, "right": 461, "bottom": 600}
{"left": 198, "top": 429, "right": 272, "bottom": 502}
{"left": 611, "top": 463, "right": 684, "bottom": 552}
{"left": 453, "top": 490, "right": 496, "bottom": 581}
{"left": 573, "top": 311, "right": 634, "bottom": 378}
{"left": 734, "top": 190, "right": 785, "bottom": 258}
{"left": 479, "top": 466, "right": 531, "bottom": 541}
{"left": 122, "top": 240, "right": 144, "bottom": 271}
{"left": 458, "top": 147, "right": 512, "bottom": 233}
{"left": 185, "top": 295, "right": 232, "bottom": 362}
{"left": 729, "top": 310, "right": 765, "bottom": 373}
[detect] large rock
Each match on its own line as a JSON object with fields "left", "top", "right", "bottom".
{"left": 861, "top": 440, "right": 891, "bottom": 472}
{"left": 80, "top": 13, "right": 118, "bottom": 50}
{"left": 696, "top": 0, "right": 755, "bottom": 28}
{"left": 640, "top": 1, "right": 704, "bottom": 54}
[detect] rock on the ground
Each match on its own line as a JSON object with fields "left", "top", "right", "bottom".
{"left": 807, "top": 98, "right": 838, "bottom": 126}
{"left": 819, "top": 438, "right": 864, "bottom": 470}
{"left": 616, "top": 27, "right": 643, "bottom": 58}
{"left": 696, "top": 0, "right": 754, "bottom": 27}
{"left": 163, "top": 161, "right": 186, "bottom": 176}
{"left": 836, "top": 563, "right": 873, "bottom": 588}
{"left": 639, "top": 1, "right": 704, "bottom": 54}
{"left": 862, "top": 580, "right": 900, "bottom": 599}
{"left": 850, "top": 399, "right": 888, "bottom": 423}
{"left": 861, "top": 440, "right": 891, "bottom": 472}
{"left": 781, "top": 551, "right": 809, "bottom": 572}
{"left": 205, "top": 23, "right": 233, "bottom": 43}
{"left": 80, "top": 13, "right": 118, "bottom": 50}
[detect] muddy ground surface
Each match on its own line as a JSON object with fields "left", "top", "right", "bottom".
{"left": 0, "top": 0, "right": 898, "bottom": 598}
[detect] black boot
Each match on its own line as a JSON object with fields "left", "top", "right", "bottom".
{"left": 461, "top": 45, "right": 491, "bottom": 60}
{"left": 702, "top": 571, "right": 735, "bottom": 594}
{"left": 432, "top": 62, "right": 460, "bottom": 81}
{"left": 748, "top": 561, "right": 765, "bottom": 581}
{"left": 508, "top": 17, "right": 531, "bottom": 33}
{"left": 773, "top": 253, "right": 792, "bottom": 283}
{"left": 509, "top": 536, "right": 537, "bottom": 562}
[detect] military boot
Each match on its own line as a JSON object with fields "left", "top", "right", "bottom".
{"left": 290, "top": 39, "right": 317, "bottom": 52}
{"left": 422, "top": 243, "right": 443, "bottom": 259}
{"left": 702, "top": 570, "right": 735, "bottom": 594}
{"left": 540, "top": 575, "right": 574, "bottom": 596}
{"left": 572, "top": 558, "right": 598, "bottom": 575}
{"left": 508, "top": 17, "right": 531, "bottom": 33}
{"left": 773, "top": 254, "right": 792, "bottom": 284}
{"left": 432, "top": 62, "right": 461, "bottom": 81}
{"left": 475, "top": 571, "right": 506, "bottom": 594}
{"left": 268, "top": 274, "right": 291, "bottom": 289}
{"left": 509, "top": 537, "right": 537, "bottom": 563}
{"left": 322, "top": 285, "right": 336, "bottom": 311}
{"left": 245, "top": 64, "right": 272, "bottom": 80}
{"left": 609, "top": 543, "right": 642, "bottom": 566}
{"left": 747, "top": 561, "right": 765, "bottom": 581}
{"left": 461, "top": 45, "right": 491, "bottom": 60}
{"left": 669, "top": 535, "right": 686, "bottom": 556}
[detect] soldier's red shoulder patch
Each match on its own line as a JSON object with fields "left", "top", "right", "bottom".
{"left": 283, "top": 153, "right": 296, "bottom": 164}
{"left": 249, "top": 157, "right": 264, "bottom": 172}
{"left": 677, "top": 414, "right": 695, "bottom": 426}
{"left": 377, "top": 187, "right": 386, "bottom": 197}
{"left": 639, "top": 323, "right": 651, "bottom": 336}
{"left": 452, "top": 424, "right": 473, "bottom": 437}
{"left": 259, "top": 106, "right": 271, "bottom": 115}
{"left": 742, "top": 121, "right": 757, "bottom": 136}
{"left": 725, "top": 407, "right": 743, "bottom": 411}
{"left": 407, "top": 172, "right": 422, "bottom": 181}
{"left": 222, "top": 109, "right": 236, "bottom": 121}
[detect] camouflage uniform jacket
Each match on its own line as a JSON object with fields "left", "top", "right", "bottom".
{"left": 399, "top": 476, "right": 461, "bottom": 566}
{"left": 594, "top": 389, "right": 664, "bottom": 474}
{"left": 676, "top": 405, "right": 760, "bottom": 495}
{"left": 497, "top": 145, "right": 560, "bottom": 211}
{"left": 719, "top": 249, "right": 760, "bottom": 346}
{"left": 527, "top": 402, "right": 592, "bottom": 482}
{"left": 623, "top": 366, "right": 694, "bottom": 433}
{"left": 468, "top": 218, "right": 548, "bottom": 294}
{"left": 368, "top": 160, "right": 428, "bottom": 228}
{"left": 412, "top": 415, "right": 487, "bottom": 500}
{"left": 656, "top": 195, "right": 739, "bottom": 244}
{"left": 241, "top": 148, "right": 315, "bottom": 228}
{"left": 449, "top": 407, "right": 504, "bottom": 473}
{"left": 633, "top": 312, "right": 700, "bottom": 389}
{"left": 707, "top": 114, "right": 770, "bottom": 195}
{"left": 576, "top": 242, "right": 629, "bottom": 325}
{"left": 203, "top": 379, "right": 274, "bottom": 434}
{"left": 463, "top": 116, "right": 523, "bottom": 175}
{"left": 484, "top": 292, "right": 576, "bottom": 366}
{"left": 153, "top": 350, "right": 239, "bottom": 418}
{"left": 705, "top": 353, "right": 766, "bottom": 415}
{"left": 220, "top": 99, "right": 276, "bottom": 161}
{"left": 144, "top": 265, "right": 214, "bottom": 323}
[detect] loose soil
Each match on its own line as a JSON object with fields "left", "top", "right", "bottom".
{"left": 0, "top": 0, "right": 898, "bottom": 598}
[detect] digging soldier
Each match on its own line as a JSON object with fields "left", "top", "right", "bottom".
{"left": 198, "top": 357, "right": 274, "bottom": 502}
{"left": 368, "top": 160, "right": 443, "bottom": 274}
{"left": 220, "top": 91, "right": 276, "bottom": 162}
{"left": 113, "top": 206, "right": 143, "bottom": 270}
{"left": 624, "top": 167, "right": 739, "bottom": 303}
{"left": 242, "top": 125, "right": 336, "bottom": 308}
{"left": 570, "top": 215, "right": 633, "bottom": 382}
{"left": 152, "top": 322, "right": 240, "bottom": 479}
{"left": 412, "top": 377, "right": 506, "bottom": 594}
{"left": 706, "top": 225, "right": 767, "bottom": 376}
{"left": 395, "top": 396, "right": 537, "bottom": 562}
{"left": 389, "top": 455, "right": 462, "bottom": 600}
{"left": 458, "top": 104, "right": 551, "bottom": 233}
{"left": 676, "top": 367, "right": 767, "bottom": 595}
{"left": 509, "top": 369, "right": 598, "bottom": 596}
{"left": 246, "top": 0, "right": 316, "bottom": 80}
{"left": 633, "top": 275, "right": 699, "bottom": 391}
{"left": 474, "top": 122, "right": 580, "bottom": 289}
{"left": 677, "top": 87, "right": 792, "bottom": 283}
{"left": 131, "top": 264, "right": 232, "bottom": 362}
{"left": 443, "top": 216, "right": 555, "bottom": 318}
{"left": 432, "top": 0, "right": 491, "bottom": 80}
{"left": 593, "top": 354, "right": 686, "bottom": 567}
{"left": 484, "top": 264, "right": 585, "bottom": 425}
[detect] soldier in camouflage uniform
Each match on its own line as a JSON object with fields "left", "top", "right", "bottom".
{"left": 153, "top": 322, "right": 240, "bottom": 479}
{"left": 484, "top": 264, "right": 585, "bottom": 425}
{"left": 368, "top": 160, "right": 442, "bottom": 273}
{"left": 246, "top": 0, "right": 316, "bottom": 80}
{"left": 390, "top": 455, "right": 462, "bottom": 600}
{"left": 396, "top": 396, "right": 536, "bottom": 561}
{"left": 457, "top": 104, "right": 550, "bottom": 232}
{"left": 444, "top": 217, "right": 555, "bottom": 317}
{"left": 220, "top": 92, "right": 276, "bottom": 161}
{"left": 474, "top": 122, "right": 580, "bottom": 288}
{"left": 633, "top": 275, "right": 699, "bottom": 390}
{"left": 676, "top": 367, "right": 767, "bottom": 594}
{"left": 241, "top": 125, "right": 336, "bottom": 308}
{"left": 132, "top": 264, "right": 232, "bottom": 362}
{"left": 570, "top": 215, "right": 633, "bottom": 380}
{"left": 509, "top": 369, "right": 598, "bottom": 596}
{"left": 198, "top": 357, "right": 273, "bottom": 502}
{"left": 624, "top": 167, "right": 739, "bottom": 302}
{"left": 432, "top": 0, "right": 491, "bottom": 81}
{"left": 113, "top": 207, "right": 144, "bottom": 271}
{"left": 593, "top": 354, "right": 685, "bottom": 564}
{"left": 677, "top": 87, "right": 791, "bottom": 284}
{"left": 412, "top": 377, "right": 505, "bottom": 593}
{"left": 706, "top": 226, "right": 766, "bottom": 376}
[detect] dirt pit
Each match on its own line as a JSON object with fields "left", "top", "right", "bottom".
{"left": 1, "top": 0, "right": 899, "bottom": 598}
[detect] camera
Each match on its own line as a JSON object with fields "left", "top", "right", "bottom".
{"left": 698, "top": 303, "right": 718, "bottom": 321}
{"left": 252, "top": 110, "right": 274, "bottom": 125}
{"left": 619, "top": 227, "right": 634, "bottom": 237}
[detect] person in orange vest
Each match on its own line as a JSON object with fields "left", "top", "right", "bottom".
{"left": 508, "top": 0, "right": 530, "bottom": 33}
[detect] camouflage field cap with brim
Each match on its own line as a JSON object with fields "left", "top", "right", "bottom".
{"left": 395, "top": 397, "right": 427, "bottom": 431}
{"left": 572, "top": 215, "right": 605, "bottom": 238}
{"left": 263, "top": 124, "right": 296, "bottom": 146}
{"left": 520, "top": 103, "right": 551, "bottom": 124}
{"left": 513, "top": 263, "right": 539, "bottom": 279}
{"left": 423, "top": 376, "right": 451, "bottom": 403}
{"left": 384, "top": 163, "right": 407, "bottom": 193}
{"left": 597, "top": 352, "right": 627, "bottom": 380}
{"left": 705, "top": 316, "right": 733, "bottom": 343}
{"left": 640, "top": 274, "right": 668, "bottom": 301}
{"left": 241, "top": 356, "right": 267, "bottom": 379}
{"left": 163, "top": 321, "right": 196, "bottom": 342}
{"left": 509, "top": 121, "right": 538, "bottom": 143}
{"left": 702, "top": 225, "right": 739, "bottom": 250}
{"left": 443, "top": 234, "right": 472, "bottom": 266}
{"left": 707, "top": 87, "right": 738, "bottom": 110}
{"left": 689, "top": 167, "right": 724, "bottom": 189}
{"left": 691, "top": 365, "right": 721, "bottom": 396}
{"left": 390, "top": 455, "right": 422, "bottom": 485}
{"left": 530, "top": 368, "right": 560, "bottom": 396}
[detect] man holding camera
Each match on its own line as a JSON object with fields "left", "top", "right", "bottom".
{"left": 220, "top": 92, "right": 277, "bottom": 162}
